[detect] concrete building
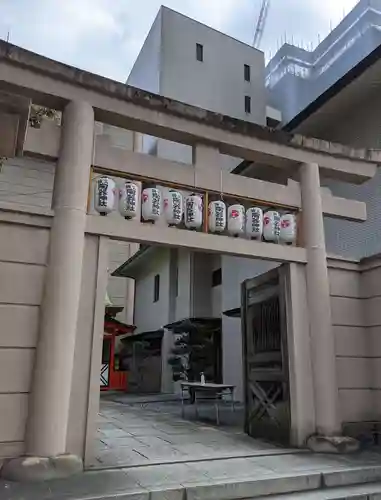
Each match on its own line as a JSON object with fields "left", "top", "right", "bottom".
{"left": 267, "top": 0, "right": 381, "bottom": 126}
{"left": 127, "top": 5, "right": 280, "bottom": 166}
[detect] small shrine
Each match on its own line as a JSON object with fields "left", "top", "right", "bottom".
{"left": 100, "top": 292, "right": 135, "bottom": 391}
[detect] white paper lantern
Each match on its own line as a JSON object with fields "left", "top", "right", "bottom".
{"left": 119, "top": 181, "right": 140, "bottom": 219}
{"left": 163, "top": 190, "right": 183, "bottom": 226}
{"left": 227, "top": 204, "right": 245, "bottom": 236}
{"left": 246, "top": 207, "right": 263, "bottom": 239}
{"left": 263, "top": 210, "right": 281, "bottom": 242}
{"left": 94, "top": 176, "right": 116, "bottom": 216}
{"left": 208, "top": 200, "right": 226, "bottom": 233}
{"left": 142, "top": 187, "right": 161, "bottom": 222}
{"left": 280, "top": 213, "right": 297, "bottom": 244}
{"left": 184, "top": 193, "right": 203, "bottom": 229}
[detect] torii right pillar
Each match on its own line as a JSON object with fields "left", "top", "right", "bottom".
{"left": 300, "top": 162, "right": 358, "bottom": 453}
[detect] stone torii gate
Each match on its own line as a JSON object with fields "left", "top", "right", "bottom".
{"left": 0, "top": 40, "right": 379, "bottom": 480}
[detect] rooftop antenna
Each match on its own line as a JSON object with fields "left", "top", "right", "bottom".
{"left": 253, "top": 0, "right": 270, "bottom": 49}
{"left": 6, "top": 29, "right": 10, "bottom": 43}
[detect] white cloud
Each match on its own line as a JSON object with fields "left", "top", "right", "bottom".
{"left": 0, "top": 0, "right": 361, "bottom": 81}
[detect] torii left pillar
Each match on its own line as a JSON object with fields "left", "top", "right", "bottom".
{"left": 2, "top": 101, "right": 94, "bottom": 481}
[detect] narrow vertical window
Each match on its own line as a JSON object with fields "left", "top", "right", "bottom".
{"left": 154, "top": 274, "right": 160, "bottom": 303}
{"left": 196, "top": 43, "right": 204, "bottom": 62}
{"left": 245, "top": 95, "right": 251, "bottom": 114}
{"left": 212, "top": 268, "right": 222, "bottom": 287}
{"left": 244, "top": 64, "right": 251, "bottom": 82}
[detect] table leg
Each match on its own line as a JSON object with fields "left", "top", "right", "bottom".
{"left": 194, "top": 392, "right": 199, "bottom": 420}
{"left": 181, "top": 387, "right": 185, "bottom": 418}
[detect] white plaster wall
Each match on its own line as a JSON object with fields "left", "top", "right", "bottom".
{"left": 221, "top": 257, "right": 280, "bottom": 401}
{"left": 0, "top": 157, "right": 54, "bottom": 210}
{"left": 175, "top": 249, "right": 192, "bottom": 321}
{"left": 133, "top": 248, "right": 171, "bottom": 334}
{"left": 128, "top": 6, "right": 267, "bottom": 168}
{"left": 126, "top": 9, "right": 162, "bottom": 94}
{"left": 157, "top": 6, "right": 265, "bottom": 166}
{"left": 160, "top": 7, "right": 266, "bottom": 125}
{"left": 211, "top": 254, "right": 222, "bottom": 317}
{"left": 191, "top": 253, "right": 213, "bottom": 318}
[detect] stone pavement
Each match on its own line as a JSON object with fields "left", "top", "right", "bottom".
{"left": 3, "top": 452, "right": 381, "bottom": 499}
{"left": 91, "top": 396, "right": 296, "bottom": 469}
{"left": 3, "top": 396, "right": 381, "bottom": 499}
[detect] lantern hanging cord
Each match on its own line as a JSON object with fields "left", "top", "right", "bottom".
{"left": 193, "top": 160, "right": 196, "bottom": 192}
{"left": 220, "top": 167, "right": 224, "bottom": 201}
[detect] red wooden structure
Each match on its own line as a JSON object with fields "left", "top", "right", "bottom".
{"left": 100, "top": 314, "right": 135, "bottom": 391}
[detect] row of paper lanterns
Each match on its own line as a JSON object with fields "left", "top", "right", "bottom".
{"left": 94, "top": 177, "right": 296, "bottom": 243}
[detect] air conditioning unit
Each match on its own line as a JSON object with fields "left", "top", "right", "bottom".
{"left": 266, "top": 105, "right": 282, "bottom": 128}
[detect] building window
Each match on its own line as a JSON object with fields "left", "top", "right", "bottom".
{"left": 244, "top": 64, "right": 251, "bottom": 82}
{"left": 154, "top": 274, "right": 160, "bottom": 303}
{"left": 196, "top": 43, "right": 204, "bottom": 62}
{"left": 212, "top": 268, "right": 222, "bottom": 287}
{"left": 245, "top": 95, "right": 251, "bottom": 114}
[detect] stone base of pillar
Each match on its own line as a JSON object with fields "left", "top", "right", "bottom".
{"left": 307, "top": 434, "right": 359, "bottom": 454}
{"left": 0, "top": 454, "right": 83, "bottom": 482}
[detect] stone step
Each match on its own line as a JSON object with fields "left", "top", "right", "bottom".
{"left": 253, "top": 481, "right": 381, "bottom": 499}
{"left": 182, "top": 466, "right": 381, "bottom": 500}
{"left": 2, "top": 459, "right": 381, "bottom": 500}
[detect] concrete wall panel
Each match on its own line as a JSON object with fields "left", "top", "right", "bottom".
{"left": 0, "top": 223, "right": 49, "bottom": 265}
{"left": 0, "top": 305, "right": 39, "bottom": 348}
{"left": 334, "top": 326, "right": 370, "bottom": 358}
{"left": 0, "top": 220, "right": 49, "bottom": 462}
{"left": 339, "top": 389, "right": 375, "bottom": 422}
{"left": 331, "top": 296, "right": 363, "bottom": 327}
{"left": 337, "top": 357, "right": 372, "bottom": 389}
{"left": 0, "top": 394, "right": 28, "bottom": 442}
{"left": 328, "top": 266, "right": 377, "bottom": 427}
{"left": 0, "top": 349, "right": 34, "bottom": 393}
{"left": 329, "top": 268, "right": 360, "bottom": 298}
{"left": 0, "top": 262, "right": 45, "bottom": 306}
{"left": 361, "top": 265, "right": 381, "bottom": 298}
{"left": 364, "top": 296, "right": 381, "bottom": 327}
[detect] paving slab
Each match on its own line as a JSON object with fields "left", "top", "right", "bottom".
{"left": 93, "top": 398, "right": 288, "bottom": 470}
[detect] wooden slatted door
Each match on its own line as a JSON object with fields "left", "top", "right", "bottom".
{"left": 241, "top": 266, "right": 290, "bottom": 445}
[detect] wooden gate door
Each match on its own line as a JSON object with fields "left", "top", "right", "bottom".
{"left": 241, "top": 266, "right": 290, "bottom": 445}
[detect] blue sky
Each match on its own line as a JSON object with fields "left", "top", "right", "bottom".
{"left": 0, "top": 0, "right": 358, "bottom": 82}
